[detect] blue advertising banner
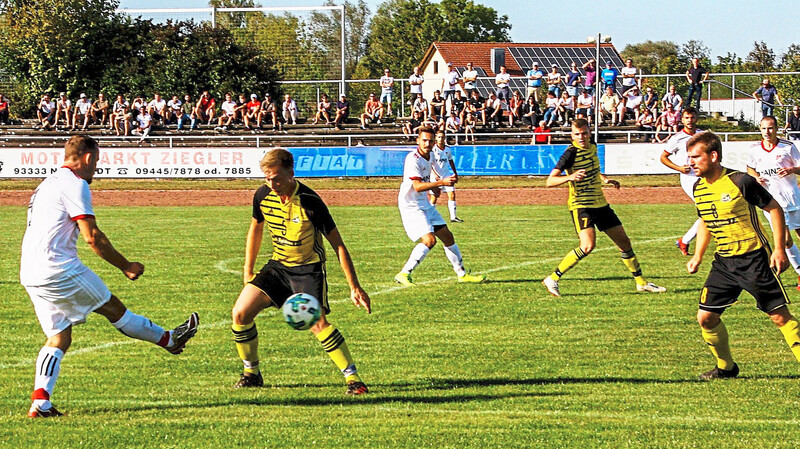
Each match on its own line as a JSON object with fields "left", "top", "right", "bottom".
{"left": 288, "top": 144, "right": 605, "bottom": 177}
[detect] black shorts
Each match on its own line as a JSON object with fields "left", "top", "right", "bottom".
{"left": 700, "top": 248, "right": 789, "bottom": 314}
{"left": 571, "top": 205, "right": 622, "bottom": 233}
{"left": 248, "top": 259, "right": 330, "bottom": 314}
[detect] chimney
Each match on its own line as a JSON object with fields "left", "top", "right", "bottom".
{"left": 490, "top": 48, "right": 505, "bottom": 74}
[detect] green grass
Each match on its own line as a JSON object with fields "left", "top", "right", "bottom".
{"left": 1, "top": 203, "right": 799, "bottom": 448}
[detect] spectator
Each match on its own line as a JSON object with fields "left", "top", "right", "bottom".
{"left": 452, "top": 90, "right": 467, "bottom": 123}
{"left": 753, "top": 78, "right": 782, "bottom": 118}
{"left": 258, "top": 93, "right": 281, "bottom": 131}
{"left": 661, "top": 85, "right": 683, "bottom": 112}
{"left": 166, "top": 95, "right": 182, "bottom": 125}
{"left": 445, "top": 110, "right": 462, "bottom": 133}
{"left": 685, "top": 57, "right": 709, "bottom": 110}
{"left": 36, "top": 94, "right": 56, "bottom": 131}
{"left": 234, "top": 94, "right": 248, "bottom": 123}
{"left": 620, "top": 58, "right": 638, "bottom": 92}
{"left": 785, "top": 105, "right": 800, "bottom": 140}
{"left": 508, "top": 90, "right": 524, "bottom": 127}
{"left": 130, "top": 96, "right": 145, "bottom": 114}
{"left": 565, "top": 62, "right": 582, "bottom": 98}
{"left": 601, "top": 60, "right": 619, "bottom": 92}
{"left": 282, "top": 94, "right": 298, "bottom": 125}
{"left": 546, "top": 64, "right": 562, "bottom": 98}
{"left": 521, "top": 95, "right": 541, "bottom": 129}
{"left": 441, "top": 63, "right": 460, "bottom": 109}
{"left": 582, "top": 58, "right": 597, "bottom": 96}
{"left": 194, "top": 91, "right": 216, "bottom": 126}
{"left": 55, "top": 92, "right": 71, "bottom": 130}
{"left": 557, "top": 90, "right": 575, "bottom": 126}
{"left": 334, "top": 94, "right": 350, "bottom": 130}
{"left": 655, "top": 103, "right": 679, "bottom": 142}
{"left": 575, "top": 89, "right": 594, "bottom": 125}
{"left": 485, "top": 92, "right": 503, "bottom": 127}
{"left": 0, "top": 94, "right": 8, "bottom": 125}
{"left": 412, "top": 93, "right": 429, "bottom": 121}
{"left": 359, "top": 93, "right": 383, "bottom": 129}
{"left": 599, "top": 87, "right": 621, "bottom": 126}
{"left": 111, "top": 94, "right": 130, "bottom": 136}
{"left": 468, "top": 90, "right": 486, "bottom": 125}
{"left": 462, "top": 62, "right": 478, "bottom": 98}
{"left": 543, "top": 91, "right": 559, "bottom": 127}
{"left": 429, "top": 90, "right": 446, "bottom": 122}
{"left": 402, "top": 110, "right": 423, "bottom": 141}
{"left": 133, "top": 106, "right": 153, "bottom": 142}
{"left": 526, "top": 62, "right": 545, "bottom": 102}
{"left": 71, "top": 93, "right": 91, "bottom": 131}
{"left": 495, "top": 65, "right": 511, "bottom": 103}
{"left": 313, "top": 93, "right": 332, "bottom": 125}
{"left": 531, "top": 120, "right": 552, "bottom": 145}
{"left": 216, "top": 93, "right": 237, "bottom": 129}
{"left": 177, "top": 94, "right": 195, "bottom": 130}
{"left": 463, "top": 108, "right": 476, "bottom": 142}
{"left": 643, "top": 86, "right": 659, "bottom": 116}
{"left": 619, "top": 86, "right": 643, "bottom": 125}
{"left": 91, "top": 93, "right": 111, "bottom": 129}
{"left": 636, "top": 107, "right": 656, "bottom": 142}
{"left": 408, "top": 66, "right": 424, "bottom": 104}
{"left": 379, "top": 68, "right": 394, "bottom": 116}
{"left": 147, "top": 93, "right": 166, "bottom": 125}
{"left": 244, "top": 94, "right": 261, "bottom": 130}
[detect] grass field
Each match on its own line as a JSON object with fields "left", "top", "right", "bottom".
{"left": 2, "top": 202, "right": 800, "bottom": 448}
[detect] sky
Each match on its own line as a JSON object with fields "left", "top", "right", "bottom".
{"left": 118, "top": 0, "right": 798, "bottom": 61}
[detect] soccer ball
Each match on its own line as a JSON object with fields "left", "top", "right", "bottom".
{"left": 282, "top": 293, "right": 321, "bottom": 331}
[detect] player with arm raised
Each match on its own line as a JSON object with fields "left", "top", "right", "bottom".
{"left": 20, "top": 135, "right": 198, "bottom": 418}
{"left": 542, "top": 119, "right": 665, "bottom": 296}
{"left": 231, "top": 148, "right": 371, "bottom": 395}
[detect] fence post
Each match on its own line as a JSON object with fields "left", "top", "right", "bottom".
{"left": 732, "top": 74, "right": 736, "bottom": 120}
{"left": 400, "top": 80, "right": 405, "bottom": 118}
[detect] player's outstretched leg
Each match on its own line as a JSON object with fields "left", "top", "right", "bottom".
{"left": 313, "top": 317, "right": 368, "bottom": 395}
{"left": 395, "top": 242, "right": 431, "bottom": 286}
{"left": 543, "top": 247, "right": 587, "bottom": 297}
{"left": 231, "top": 285, "right": 268, "bottom": 388}
{"left": 435, "top": 226, "right": 484, "bottom": 283}
{"left": 698, "top": 312, "right": 739, "bottom": 380}
{"left": 29, "top": 334, "right": 68, "bottom": 418}
{"left": 677, "top": 219, "right": 702, "bottom": 256}
{"left": 605, "top": 225, "right": 665, "bottom": 293}
{"left": 771, "top": 307, "right": 800, "bottom": 363}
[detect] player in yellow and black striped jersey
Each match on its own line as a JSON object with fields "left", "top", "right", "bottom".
{"left": 229, "top": 148, "right": 371, "bottom": 395}
{"left": 542, "top": 119, "right": 665, "bottom": 297}
{"left": 686, "top": 131, "right": 800, "bottom": 380}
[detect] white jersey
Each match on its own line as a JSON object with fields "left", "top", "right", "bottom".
{"left": 398, "top": 150, "right": 435, "bottom": 210}
{"left": 221, "top": 100, "right": 237, "bottom": 116}
{"left": 430, "top": 144, "right": 453, "bottom": 178}
{"left": 75, "top": 99, "right": 91, "bottom": 115}
{"left": 20, "top": 167, "right": 94, "bottom": 286}
{"left": 664, "top": 128, "right": 703, "bottom": 176}
{"left": 747, "top": 139, "right": 800, "bottom": 211}
{"left": 148, "top": 98, "right": 166, "bottom": 111}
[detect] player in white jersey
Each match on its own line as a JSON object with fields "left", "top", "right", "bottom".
{"left": 659, "top": 106, "right": 703, "bottom": 256}
{"left": 747, "top": 115, "right": 800, "bottom": 290}
{"left": 394, "top": 126, "right": 485, "bottom": 285}
{"left": 428, "top": 130, "right": 463, "bottom": 222}
{"left": 19, "top": 136, "right": 199, "bottom": 418}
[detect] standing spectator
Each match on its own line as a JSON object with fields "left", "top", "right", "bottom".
{"left": 147, "top": 93, "right": 166, "bottom": 125}
{"left": 194, "top": 91, "right": 216, "bottom": 126}
{"left": 36, "top": 94, "right": 56, "bottom": 130}
{"left": 620, "top": 58, "right": 638, "bottom": 92}
{"left": 333, "top": 94, "right": 350, "bottom": 130}
{"left": 55, "top": 93, "right": 71, "bottom": 130}
{"left": 644, "top": 86, "right": 659, "bottom": 116}
{"left": 521, "top": 95, "right": 541, "bottom": 129}
{"left": 462, "top": 62, "right": 478, "bottom": 98}
{"left": 546, "top": 64, "right": 562, "bottom": 98}
{"left": 282, "top": 94, "right": 298, "bottom": 126}
{"left": 526, "top": 62, "right": 545, "bottom": 102}
{"left": 177, "top": 94, "right": 195, "bottom": 130}
{"left": 379, "top": 68, "right": 394, "bottom": 117}
{"left": 508, "top": 90, "right": 524, "bottom": 127}
{"left": 313, "top": 93, "right": 332, "bottom": 125}
{"left": 495, "top": 65, "right": 511, "bottom": 103}
{"left": 258, "top": 93, "right": 281, "bottom": 131}
{"left": 685, "top": 57, "right": 709, "bottom": 110}
{"left": 445, "top": 111, "right": 461, "bottom": 134}
{"left": 408, "top": 66, "right": 424, "bottom": 106}
{"left": 216, "top": 93, "right": 237, "bottom": 129}
{"left": 71, "top": 93, "right": 92, "bottom": 131}
{"left": 543, "top": 91, "right": 559, "bottom": 127}
{"left": 429, "top": 90, "right": 446, "bottom": 122}
{"left": 166, "top": 95, "right": 182, "bottom": 125}
{"left": 468, "top": 90, "right": 486, "bottom": 125}
{"left": 786, "top": 105, "right": 800, "bottom": 140}
{"left": 0, "top": 94, "right": 9, "bottom": 125}
{"left": 111, "top": 94, "right": 130, "bottom": 136}
{"left": 753, "top": 78, "right": 782, "bottom": 118}
{"left": 531, "top": 120, "right": 552, "bottom": 145}
{"left": 565, "top": 62, "right": 582, "bottom": 99}
{"left": 599, "top": 87, "right": 621, "bottom": 126}
{"left": 359, "top": 93, "right": 383, "bottom": 129}
{"left": 601, "top": 61, "right": 619, "bottom": 92}
{"left": 662, "top": 85, "right": 683, "bottom": 112}
{"left": 582, "top": 59, "right": 597, "bottom": 97}
{"left": 619, "top": 86, "right": 643, "bottom": 125}
{"left": 243, "top": 94, "right": 261, "bottom": 130}
{"left": 441, "top": 63, "right": 460, "bottom": 111}
{"left": 576, "top": 89, "right": 594, "bottom": 125}
{"left": 403, "top": 110, "right": 423, "bottom": 141}
{"left": 92, "top": 93, "right": 111, "bottom": 129}
{"left": 412, "top": 93, "right": 429, "bottom": 121}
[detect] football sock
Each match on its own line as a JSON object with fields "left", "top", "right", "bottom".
{"left": 786, "top": 244, "right": 800, "bottom": 275}
{"left": 682, "top": 219, "right": 701, "bottom": 245}
{"left": 316, "top": 325, "right": 361, "bottom": 383}
{"left": 112, "top": 310, "right": 168, "bottom": 345}
{"left": 232, "top": 322, "right": 260, "bottom": 375}
{"left": 779, "top": 318, "right": 800, "bottom": 362}
{"left": 448, "top": 200, "right": 457, "bottom": 220}
{"left": 443, "top": 243, "right": 466, "bottom": 277}
{"left": 550, "top": 247, "right": 586, "bottom": 281}
{"left": 701, "top": 321, "right": 735, "bottom": 370}
{"left": 32, "top": 346, "right": 64, "bottom": 410}
{"left": 620, "top": 250, "right": 647, "bottom": 286}
{"left": 401, "top": 243, "right": 430, "bottom": 274}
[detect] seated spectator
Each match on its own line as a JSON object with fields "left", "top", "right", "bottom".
{"left": 531, "top": 120, "right": 552, "bottom": 145}
{"left": 55, "top": 92, "right": 71, "bottom": 129}
{"left": 521, "top": 95, "right": 541, "bottom": 129}
{"left": 359, "top": 93, "right": 383, "bottom": 129}
{"left": 194, "top": 91, "right": 216, "bottom": 126}
{"left": 402, "top": 110, "right": 423, "bottom": 140}
{"left": 786, "top": 105, "right": 800, "bottom": 140}
{"left": 166, "top": 95, "right": 182, "bottom": 125}
{"left": 575, "top": 89, "right": 593, "bottom": 125}
{"left": 282, "top": 94, "right": 298, "bottom": 126}
{"left": 412, "top": 93, "right": 429, "bottom": 121}
{"left": 463, "top": 109, "right": 476, "bottom": 142}
{"left": 468, "top": 90, "right": 486, "bottom": 125}
{"left": 92, "top": 93, "right": 111, "bottom": 129}
{"left": 334, "top": 94, "right": 350, "bottom": 130}
{"left": 36, "top": 94, "right": 56, "bottom": 130}
{"left": 177, "top": 94, "right": 195, "bottom": 130}
{"left": 619, "top": 86, "right": 643, "bottom": 124}
{"left": 234, "top": 94, "right": 248, "bottom": 123}
{"left": 130, "top": 96, "right": 145, "bottom": 114}
{"left": 599, "top": 87, "right": 621, "bottom": 126}
{"left": 452, "top": 90, "right": 467, "bottom": 122}
{"left": 661, "top": 85, "right": 683, "bottom": 113}
{"left": 111, "top": 94, "right": 130, "bottom": 136}
{"left": 543, "top": 91, "right": 559, "bottom": 127}
{"left": 147, "top": 93, "right": 166, "bottom": 125}
{"left": 557, "top": 90, "right": 575, "bottom": 126}
{"left": 244, "top": 94, "right": 261, "bottom": 130}
{"left": 655, "top": 103, "right": 679, "bottom": 142}
{"left": 485, "top": 92, "right": 503, "bottom": 127}
{"left": 429, "top": 90, "right": 446, "bottom": 121}
{"left": 133, "top": 107, "right": 153, "bottom": 142}
{"left": 508, "top": 91, "right": 524, "bottom": 127}
{"left": 0, "top": 94, "right": 9, "bottom": 125}
{"left": 313, "top": 93, "right": 332, "bottom": 125}
{"left": 636, "top": 108, "right": 656, "bottom": 142}
{"left": 258, "top": 93, "right": 281, "bottom": 131}
{"left": 217, "top": 93, "right": 238, "bottom": 129}
{"left": 71, "top": 93, "right": 92, "bottom": 131}
{"left": 445, "top": 111, "right": 462, "bottom": 133}
{"left": 643, "top": 86, "right": 658, "bottom": 116}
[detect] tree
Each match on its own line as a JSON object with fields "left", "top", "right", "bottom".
{"left": 746, "top": 41, "right": 776, "bottom": 72}
{"left": 305, "top": 0, "right": 371, "bottom": 79}
{"left": 678, "top": 40, "right": 711, "bottom": 67}
{"left": 714, "top": 52, "right": 744, "bottom": 73}
{"left": 620, "top": 40, "right": 681, "bottom": 75}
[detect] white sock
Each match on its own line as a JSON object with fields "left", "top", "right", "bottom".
{"left": 32, "top": 347, "right": 64, "bottom": 409}
{"left": 787, "top": 244, "right": 800, "bottom": 275}
{"left": 402, "top": 243, "right": 430, "bottom": 273}
{"left": 682, "top": 219, "right": 702, "bottom": 244}
{"left": 448, "top": 200, "right": 457, "bottom": 220}
{"left": 112, "top": 310, "right": 169, "bottom": 346}
{"left": 444, "top": 244, "right": 466, "bottom": 277}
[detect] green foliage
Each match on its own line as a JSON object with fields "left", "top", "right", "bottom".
{"left": 620, "top": 40, "right": 681, "bottom": 75}
{"left": 745, "top": 41, "right": 776, "bottom": 72}
{"left": 306, "top": 0, "right": 372, "bottom": 79}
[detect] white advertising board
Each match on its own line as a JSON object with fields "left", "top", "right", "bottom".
{"left": 603, "top": 141, "right": 753, "bottom": 174}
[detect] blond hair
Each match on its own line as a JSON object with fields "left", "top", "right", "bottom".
{"left": 259, "top": 148, "right": 294, "bottom": 173}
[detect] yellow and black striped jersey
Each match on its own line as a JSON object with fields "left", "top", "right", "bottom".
{"left": 554, "top": 142, "right": 608, "bottom": 210}
{"left": 252, "top": 181, "right": 335, "bottom": 267}
{"left": 693, "top": 169, "right": 774, "bottom": 257}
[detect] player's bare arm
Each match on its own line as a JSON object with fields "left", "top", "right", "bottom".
{"left": 600, "top": 174, "right": 620, "bottom": 189}
{"left": 660, "top": 151, "right": 691, "bottom": 174}
{"left": 243, "top": 218, "right": 264, "bottom": 285}
{"left": 324, "top": 228, "right": 371, "bottom": 314}
{"left": 776, "top": 165, "right": 800, "bottom": 178}
{"left": 412, "top": 176, "right": 455, "bottom": 193}
{"left": 763, "top": 200, "right": 789, "bottom": 273}
{"left": 76, "top": 216, "right": 143, "bottom": 280}
{"left": 746, "top": 166, "right": 766, "bottom": 184}
{"left": 687, "top": 220, "right": 711, "bottom": 274}
{"left": 545, "top": 168, "right": 585, "bottom": 187}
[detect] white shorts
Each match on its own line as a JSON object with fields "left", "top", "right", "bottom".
{"left": 680, "top": 173, "right": 697, "bottom": 198}
{"left": 400, "top": 205, "right": 447, "bottom": 241}
{"left": 24, "top": 267, "right": 112, "bottom": 337}
{"left": 764, "top": 208, "right": 800, "bottom": 231}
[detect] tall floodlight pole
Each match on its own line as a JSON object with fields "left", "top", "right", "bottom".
{"left": 594, "top": 33, "right": 600, "bottom": 144}
{"left": 340, "top": 5, "right": 346, "bottom": 97}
